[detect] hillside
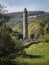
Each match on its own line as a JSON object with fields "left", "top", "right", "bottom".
{"left": 0, "top": 7, "right": 49, "bottom": 65}
{"left": 6, "top": 11, "right": 45, "bottom": 29}
{"left": 6, "top": 11, "right": 48, "bottom": 32}
{"left": 5, "top": 10, "right": 49, "bottom": 42}
{"left": 6, "top": 11, "right": 45, "bottom": 18}
{"left": 16, "top": 42, "right": 49, "bottom": 65}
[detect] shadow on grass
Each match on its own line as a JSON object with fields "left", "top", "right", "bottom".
{"left": 0, "top": 59, "right": 17, "bottom": 65}
{"left": 21, "top": 54, "right": 42, "bottom": 58}
{"left": 25, "top": 41, "right": 39, "bottom": 48}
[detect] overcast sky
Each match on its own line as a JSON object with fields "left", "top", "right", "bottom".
{"left": 0, "top": 0, "right": 49, "bottom": 13}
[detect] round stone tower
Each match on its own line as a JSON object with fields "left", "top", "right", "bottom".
{"left": 23, "top": 8, "right": 28, "bottom": 40}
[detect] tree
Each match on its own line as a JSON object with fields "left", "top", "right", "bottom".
{"left": 0, "top": 4, "right": 10, "bottom": 27}
{"left": 0, "top": 25, "right": 25, "bottom": 65}
{"left": 0, "top": 4, "right": 7, "bottom": 14}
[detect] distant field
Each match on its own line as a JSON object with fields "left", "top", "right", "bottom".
{"left": 15, "top": 42, "right": 49, "bottom": 65}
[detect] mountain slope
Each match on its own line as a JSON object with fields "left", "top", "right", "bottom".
{"left": 6, "top": 11, "right": 45, "bottom": 18}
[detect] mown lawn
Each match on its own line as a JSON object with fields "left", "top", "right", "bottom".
{"left": 15, "top": 42, "right": 49, "bottom": 65}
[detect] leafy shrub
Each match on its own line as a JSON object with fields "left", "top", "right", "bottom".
{"left": 30, "top": 34, "right": 34, "bottom": 39}
{"left": 0, "top": 26, "right": 25, "bottom": 65}
{"left": 39, "top": 34, "right": 49, "bottom": 42}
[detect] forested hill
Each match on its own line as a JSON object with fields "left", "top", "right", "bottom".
{"left": 6, "top": 11, "right": 45, "bottom": 18}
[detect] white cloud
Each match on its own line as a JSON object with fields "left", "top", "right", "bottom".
{"left": 0, "top": 0, "right": 41, "bottom": 13}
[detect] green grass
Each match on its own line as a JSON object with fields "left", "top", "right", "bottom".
{"left": 15, "top": 42, "right": 49, "bottom": 65}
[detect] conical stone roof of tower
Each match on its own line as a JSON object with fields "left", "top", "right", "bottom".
{"left": 24, "top": 8, "right": 27, "bottom": 13}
